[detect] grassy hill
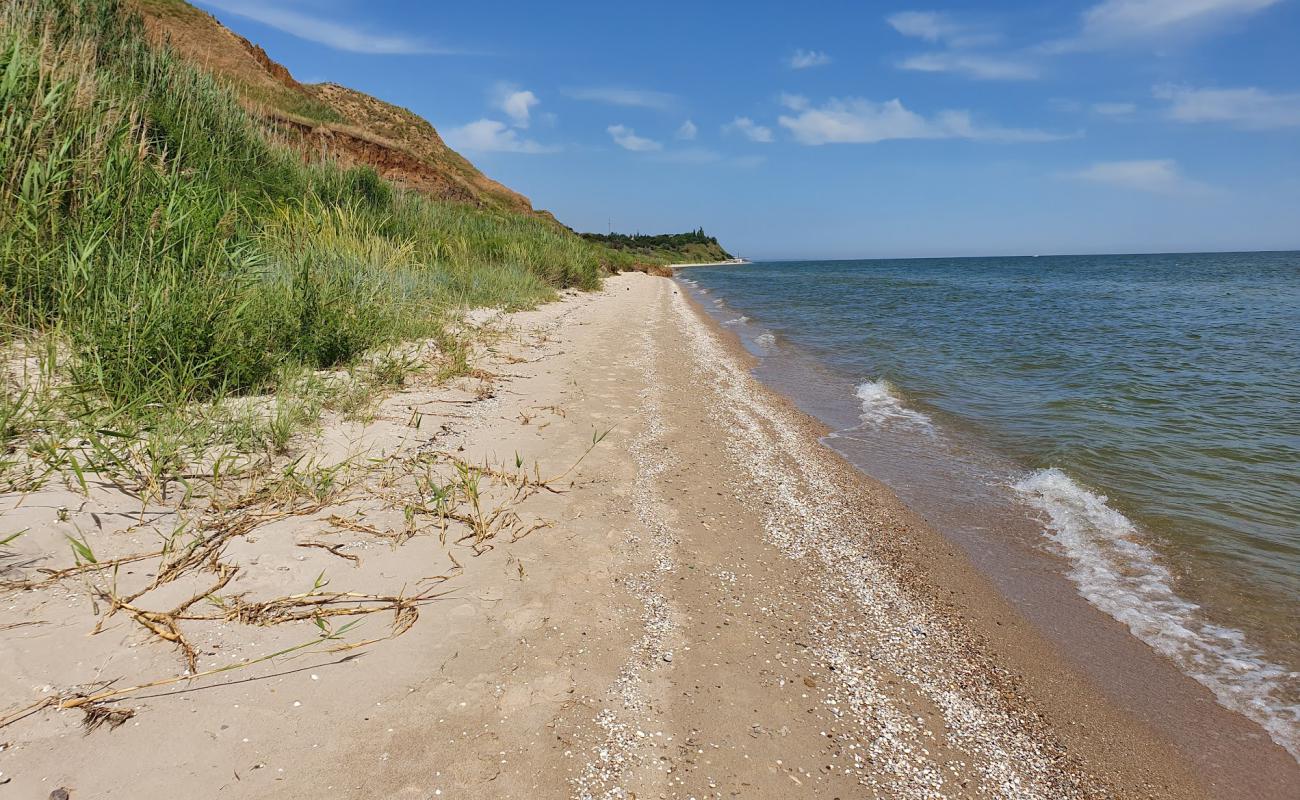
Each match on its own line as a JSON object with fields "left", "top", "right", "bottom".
{"left": 580, "top": 230, "right": 735, "bottom": 265}
{"left": 130, "top": 0, "right": 536, "bottom": 214}
{"left": 2, "top": 0, "right": 650, "bottom": 473}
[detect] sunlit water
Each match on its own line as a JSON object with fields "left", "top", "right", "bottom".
{"left": 679, "top": 252, "right": 1300, "bottom": 760}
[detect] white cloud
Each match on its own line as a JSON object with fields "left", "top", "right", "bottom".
{"left": 788, "top": 49, "right": 832, "bottom": 69}
{"left": 1083, "top": 0, "right": 1279, "bottom": 36}
{"left": 1155, "top": 84, "right": 1300, "bottom": 129}
{"left": 887, "top": 12, "right": 1025, "bottom": 80}
{"left": 898, "top": 52, "right": 1038, "bottom": 80}
{"left": 1092, "top": 101, "right": 1137, "bottom": 115}
{"left": 563, "top": 87, "right": 677, "bottom": 111}
{"left": 1066, "top": 159, "right": 1209, "bottom": 194}
{"left": 886, "top": 11, "right": 998, "bottom": 47}
{"left": 607, "top": 124, "right": 662, "bottom": 152}
{"left": 196, "top": 0, "right": 452, "bottom": 54}
{"left": 444, "top": 119, "right": 553, "bottom": 153}
{"left": 779, "top": 93, "right": 810, "bottom": 111}
{"left": 778, "top": 97, "right": 1072, "bottom": 145}
{"left": 676, "top": 120, "right": 698, "bottom": 140}
{"left": 494, "top": 85, "right": 540, "bottom": 128}
{"left": 1047, "top": 0, "right": 1281, "bottom": 51}
{"left": 724, "top": 116, "right": 774, "bottom": 143}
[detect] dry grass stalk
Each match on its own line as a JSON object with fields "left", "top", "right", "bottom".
{"left": 296, "top": 540, "right": 361, "bottom": 564}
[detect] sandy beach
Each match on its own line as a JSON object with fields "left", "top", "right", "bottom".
{"left": 1, "top": 272, "right": 1294, "bottom": 798}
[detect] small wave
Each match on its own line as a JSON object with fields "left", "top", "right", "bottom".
{"left": 1013, "top": 468, "right": 1300, "bottom": 761}
{"left": 855, "top": 380, "right": 933, "bottom": 430}
{"left": 721, "top": 316, "right": 749, "bottom": 326}
{"left": 754, "top": 332, "right": 776, "bottom": 348}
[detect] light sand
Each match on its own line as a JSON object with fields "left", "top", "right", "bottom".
{"left": 1, "top": 272, "right": 1284, "bottom": 798}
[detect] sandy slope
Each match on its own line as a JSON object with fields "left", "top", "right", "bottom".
{"left": 0, "top": 273, "right": 1260, "bottom": 798}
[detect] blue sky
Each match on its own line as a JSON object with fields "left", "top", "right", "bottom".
{"left": 195, "top": 0, "right": 1300, "bottom": 259}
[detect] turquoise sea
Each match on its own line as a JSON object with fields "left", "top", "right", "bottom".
{"left": 679, "top": 251, "right": 1299, "bottom": 761}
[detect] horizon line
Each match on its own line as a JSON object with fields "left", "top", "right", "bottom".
{"left": 735, "top": 247, "right": 1300, "bottom": 264}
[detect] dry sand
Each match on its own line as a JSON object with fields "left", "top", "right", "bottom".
{"left": 0, "top": 272, "right": 1285, "bottom": 798}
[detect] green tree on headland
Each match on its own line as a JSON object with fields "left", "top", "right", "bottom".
{"left": 580, "top": 230, "right": 733, "bottom": 261}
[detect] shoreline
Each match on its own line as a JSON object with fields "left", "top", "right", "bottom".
{"left": 670, "top": 279, "right": 1209, "bottom": 797}
{"left": 1, "top": 272, "right": 1294, "bottom": 797}
{"left": 676, "top": 272, "right": 1300, "bottom": 796}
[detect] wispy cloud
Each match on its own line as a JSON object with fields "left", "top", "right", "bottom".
{"left": 444, "top": 119, "right": 554, "bottom": 153}
{"left": 1092, "top": 101, "right": 1137, "bottom": 115}
{"left": 723, "top": 116, "right": 774, "bottom": 143}
{"left": 778, "top": 97, "right": 1073, "bottom": 145}
{"left": 493, "top": 84, "right": 540, "bottom": 128}
{"left": 676, "top": 120, "right": 698, "bottom": 140}
{"left": 563, "top": 87, "right": 677, "bottom": 111}
{"left": 607, "top": 124, "right": 662, "bottom": 152}
{"left": 788, "top": 49, "right": 832, "bottom": 69}
{"left": 195, "top": 0, "right": 456, "bottom": 55}
{"left": 1066, "top": 159, "right": 1209, "bottom": 194}
{"left": 779, "top": 93, "right": 810, "bottom": 111}
{"left": 887, "top": 11, "right": 1028, "bottom": 81}
{"left": 898, "top": 52, "right": 1038, "bottom": 80}
{"left": 1155, "top": 84, "right": 1300, "bottom": 129}
{"left": 886, "top": 11, "right": 999, "bottom": 48}
{"left": 1044, "top": 0, "right": 1281, "bottom": 51}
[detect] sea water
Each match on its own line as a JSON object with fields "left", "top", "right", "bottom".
{"left": 678, "top": 252, "right": 1299, "bottom": 761}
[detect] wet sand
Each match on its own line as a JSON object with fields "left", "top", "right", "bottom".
{"left": 2, "top": 272, "right": 1294, "bottom": 797}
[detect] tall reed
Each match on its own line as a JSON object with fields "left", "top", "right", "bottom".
{"left": 0, "top": 0, "right": 617, "bottom": 420}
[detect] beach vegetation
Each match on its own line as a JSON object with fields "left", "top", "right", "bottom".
{"left": 0, "top": 0, "right": 625, "bottom": 485}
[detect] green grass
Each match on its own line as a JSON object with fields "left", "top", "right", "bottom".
{"left": 0, "top": 0, "right": 623, "bottom": 483}
{"left": 130, "top": 0, "right": 345, "bottom": 125}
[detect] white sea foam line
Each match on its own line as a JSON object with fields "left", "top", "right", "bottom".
{"left": 671, "top": 290, "right": 1074, "bottom": 799}
{"left": 1014, "top": 468, "right": 1300, "bottom": 762}
{"left": 856, "top": 379, "right": 934, "bottom": 431}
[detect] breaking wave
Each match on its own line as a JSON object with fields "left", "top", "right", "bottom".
{"left": 1014, "top": 468, "right": 1300, "bottom": 761}
{"left": 855, "top": 380, "right": 933, "bottom": 430}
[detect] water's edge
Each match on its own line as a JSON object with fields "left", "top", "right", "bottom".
{"left": 675, "top": 265, "right": 1299, "bottom": 766}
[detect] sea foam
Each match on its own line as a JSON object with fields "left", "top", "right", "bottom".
{"left": 1014, "top": 468, "right": 1300, "bottom": 761}
{"left": 855, "top": 380, "right": 933, "bottom": 430}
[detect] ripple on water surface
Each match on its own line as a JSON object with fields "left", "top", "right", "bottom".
{"left": 679, "top": 252, "right": 1300, "bottom": 761}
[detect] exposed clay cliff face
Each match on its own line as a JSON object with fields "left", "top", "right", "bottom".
{"left": 306, "top": 83, "right": 534, "bottom": 213}
{"left": 266, "top": 114, "right": 478, "bottom": 205}
{"left": 131, "top": 0, "right": 536, "bottom": 215}
{"left": 234, "top": 35, "right": 301, "bottom": 93}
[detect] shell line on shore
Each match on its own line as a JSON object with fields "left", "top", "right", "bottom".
{"left": 671, "top": 288, "right": 1100, "bottom": 799}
